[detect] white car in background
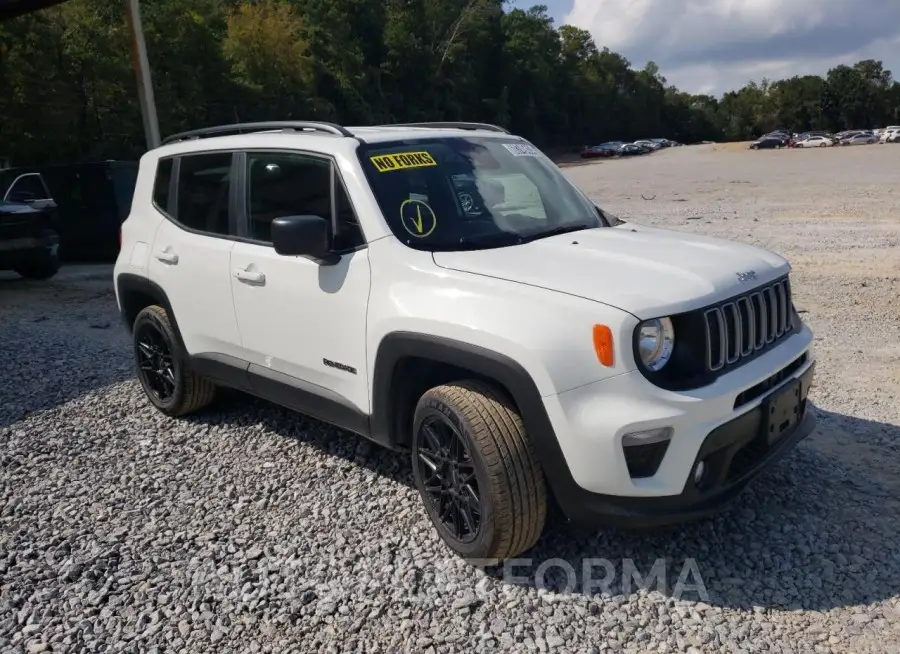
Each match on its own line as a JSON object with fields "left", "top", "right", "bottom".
{"left": 796, "top": 136, "right": 833, "bottom": 148}
{"left": 880, "top": 127, "right": 900, "bottom": 143}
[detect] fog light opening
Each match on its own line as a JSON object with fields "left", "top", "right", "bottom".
{"left": 622, "top": 427, "right": 673, "bottom": 479}
{"left": 694, "top": 460, "right": 707, "bottom": 485}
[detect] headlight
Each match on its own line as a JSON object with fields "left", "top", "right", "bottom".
{"left": 638, "top": 317, "right": 675, "bottom": 371}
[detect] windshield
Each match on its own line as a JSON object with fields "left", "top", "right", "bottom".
{"left": 357, "top": 136, "right": 605, "bottom": 251}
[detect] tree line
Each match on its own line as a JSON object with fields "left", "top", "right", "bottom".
{"left": 1, "top": 0, "right": 899, "bottom": 166}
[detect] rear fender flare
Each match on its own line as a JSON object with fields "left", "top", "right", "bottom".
{"left": 115, "top": 272, "right": 187, "bottom": 358}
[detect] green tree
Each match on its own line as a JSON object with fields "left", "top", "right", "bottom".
{"left": 2, "top": 0, "right": 899, "bottom": 165}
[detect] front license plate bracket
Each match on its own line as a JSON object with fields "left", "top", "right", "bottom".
{"left": 763, "top": 379, "right": 802, "bottom": 445}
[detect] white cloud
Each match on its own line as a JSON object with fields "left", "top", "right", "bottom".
{"left": 564, "top": 0, "right": 900, "bottom": 94}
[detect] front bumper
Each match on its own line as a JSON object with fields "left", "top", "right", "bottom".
{"left": 559, "top": 366, "right": 815, "bottom": 527}
{"left": 538, "top": 326, "right": 816, "bottom": 527}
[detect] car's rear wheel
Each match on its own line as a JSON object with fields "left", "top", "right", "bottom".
{"left": 133, "top": 305, "right": 215, "bottom": 416}
{"left": 411, "top": 381, "right": 547, "bottom": 561}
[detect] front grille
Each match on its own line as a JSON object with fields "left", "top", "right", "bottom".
{"left": 704, "top": 277, "right": 793, "bottom": 372}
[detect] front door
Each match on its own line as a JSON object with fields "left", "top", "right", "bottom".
{"left": 229, "top": 150, "right": 371, "bottom": 416}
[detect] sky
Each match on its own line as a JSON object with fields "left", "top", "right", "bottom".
{"left": 530, "top": 0, "right": 900, "bottom": 95}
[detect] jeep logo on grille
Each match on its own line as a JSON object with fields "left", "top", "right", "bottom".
{"left": 736, "top": 270, "right": 758, "bottom": 283}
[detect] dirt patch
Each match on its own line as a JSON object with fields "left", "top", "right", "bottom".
{"left": 711, "top": 141, "right": 754, "bottom": 152}
{"left": 789, "top": 248, "right": 900, "bottom": 277}
{"left": 552, "top": 152, "right": 601, "bottom": 168}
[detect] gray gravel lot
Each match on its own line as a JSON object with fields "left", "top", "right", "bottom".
{"left": 2, "top": 144, "right": 900, "bottom": 654}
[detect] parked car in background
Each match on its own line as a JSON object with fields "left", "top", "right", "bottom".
{"left": 749, "top": 135, "right": 787, "bottom": 149}
{"left": 634, "top": 140, "right": 662, "bottom": 151}
{"left": 838, "top": 133, "right": 876, "bottom": 146}
{"left": 618, "top": 143, "right": 646, "bottom": 156}
{"left": 580, "top": 144, "right": 619, "bottom": 159}
{"left": 791, "top": 131, "right": 830, "bottom": 145}
{"left": 0, "top": 199, "right": 61, "bottom": 279}
{"left": 794, "top": 135, "right": 834, "bottom": 148}
{"left": 0, "top": 160, "right": 138, "bottom": 261}
{"left": 879, "top": 126, "right": 900, "bottom": 142}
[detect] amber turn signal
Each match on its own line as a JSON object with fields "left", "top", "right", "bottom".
{"left": 593, "top": 324, "right": 614, "bottom": 367}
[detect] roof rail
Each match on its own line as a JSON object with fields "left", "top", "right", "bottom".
{"left": 385, "top": 122, "right": 511, "bottom": 134}
{"left": 161, "top": 121, "right": 353, "bottom": 145}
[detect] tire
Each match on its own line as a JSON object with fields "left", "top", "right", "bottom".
{"left": 411, "top": 380, "right": 547, "bottom": 561}
{"left": 14, "top": 249, "right": 60, "bottom": 280}
{"left": 132, "top": 305, "right": 216, "bottom": 416}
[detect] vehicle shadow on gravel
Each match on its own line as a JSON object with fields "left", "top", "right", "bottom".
{"left": 189, "top": 393, "right": 900, "bottom": 613}
{"left": 188, "top": 389, "right": 415, "bottom": 488}
{"left": 486, "top": 406, "right": 900, "bottom": 612}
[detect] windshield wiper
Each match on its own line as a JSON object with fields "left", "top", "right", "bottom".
{"left": 520, "top": 223, "right": 594, "bottom": 243}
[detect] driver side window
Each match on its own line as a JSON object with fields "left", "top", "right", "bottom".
{"left": 246, "top": 152, "right": 365, "bottom": 250}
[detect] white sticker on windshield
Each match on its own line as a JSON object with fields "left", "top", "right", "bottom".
{"left": 502, "top": 142, "right": 542, "bottom": 157}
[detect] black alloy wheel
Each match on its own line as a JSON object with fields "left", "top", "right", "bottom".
{"left": 135, "top": 321, "right": 176, "bottom": 403}
{"left": 415, "top": 413, "right": 483, "bottom": 543}
{"left": 131, "top": 305, "right": 216, "bottom": 416}
{"left": 411, "top": 381, "right": 547, "bottom": 561}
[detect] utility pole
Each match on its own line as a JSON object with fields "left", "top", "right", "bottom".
{"left": 124, "top": 0, "right": 160, "bottom": 149}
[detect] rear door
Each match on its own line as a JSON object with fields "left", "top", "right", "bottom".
{"left": 148, "top": 151, "right": 243, "bottom": 359}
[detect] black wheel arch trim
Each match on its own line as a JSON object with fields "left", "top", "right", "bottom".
{"left": 371, "top": 331, "right": 582, "bottom": 513}
{"left": 116, "top": 272, "right": 188, "bottom": 359}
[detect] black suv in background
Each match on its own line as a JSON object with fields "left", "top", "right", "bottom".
{"left": 749, "top": 134, "right": 789, "bottom": 149}
{"left": 0, "top": 200, "right": 61, "bottom": 279}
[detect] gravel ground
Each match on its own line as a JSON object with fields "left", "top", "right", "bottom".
{"left": 2, "top": 144, "right": 900, "bottom": 654}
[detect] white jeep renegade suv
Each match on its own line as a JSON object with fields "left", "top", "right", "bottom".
{"left": 114, "top": 121, "right": 817, "bottom": 562}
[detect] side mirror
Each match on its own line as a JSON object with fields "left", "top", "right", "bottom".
{"left": 271, "top": 214, "right": 335, "bottom": 263}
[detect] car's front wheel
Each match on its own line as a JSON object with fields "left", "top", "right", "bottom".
{"left": 132, "top": 305, "right": 216, "bottom": 416}
{"left": 14, "top": 245, "right": 60, "bottom": 280}
{"left": 411, "top": 381, "right": 547, "bottom": 561}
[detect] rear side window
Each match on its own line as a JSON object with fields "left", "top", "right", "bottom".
{"left": 175, "top": 152, "right": 233, "bottom": 236}
{"left": 153, "top": 158, "right": 173, "bottom": 212}
{"left": 5, "top": 173, "right": 49, "bottom": 202}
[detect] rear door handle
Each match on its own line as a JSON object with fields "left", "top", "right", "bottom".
{"left": 154, "top": 249, "right": 178, "bottom": 264}
{"left": 233, "top": 268, "right": 266, "bottom": 284}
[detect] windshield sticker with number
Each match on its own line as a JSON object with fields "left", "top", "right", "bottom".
{"left": 370, "top": 151, "right": 438, "bottom": 172}
{"left": 502, "top": 143, "right": 542, "bottom": 157}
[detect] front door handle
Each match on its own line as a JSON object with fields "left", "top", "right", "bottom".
{"left": 233, "top": 268, "right": 266, "bottom": 284}
{"left": 154, "top": 249, "right": 178, "bottom": 264}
